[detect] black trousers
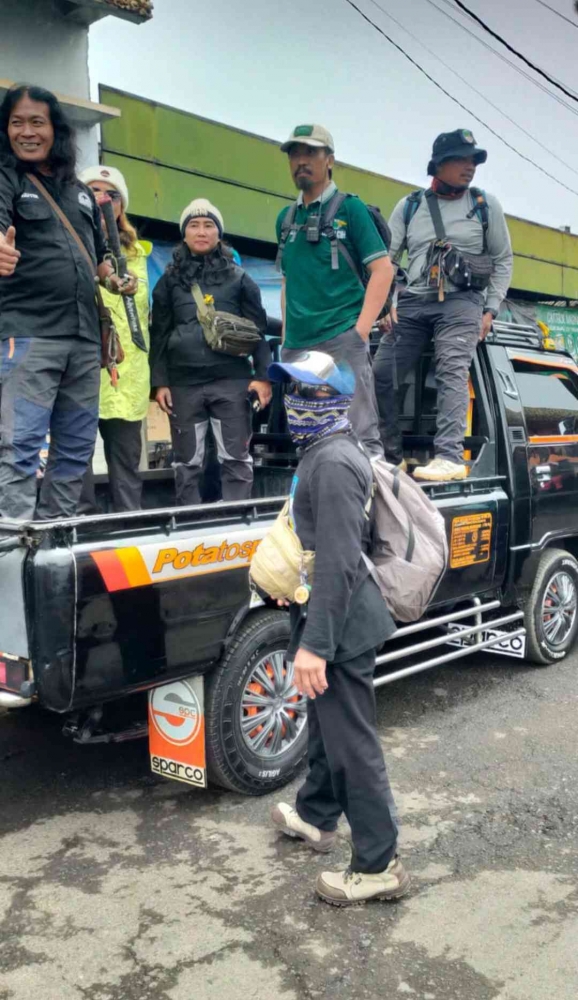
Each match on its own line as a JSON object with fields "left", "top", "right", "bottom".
{"left": 296, "top": 647, "right": 398, "bottom": 874}
{"left": 81, "top": 419, "right": 143, "bottom": 513}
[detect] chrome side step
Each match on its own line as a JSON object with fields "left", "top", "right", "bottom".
{"left": 374, "top": 600, "right": 525, "bottom": 689}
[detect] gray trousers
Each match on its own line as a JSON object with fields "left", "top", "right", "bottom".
{"left": 281, "top": 325, "right": 383, "bottom": 457}
{"left": 373, "top": 291, "right": 483, "bottom": 465}
{"left": 169, "top": 379, "right": 253, "bottom": 505}
{"left": 0, "top": 336, "right": 100, "bottom": 520}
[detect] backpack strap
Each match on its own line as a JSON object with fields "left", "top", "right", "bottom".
{"left": 403, "top": 189, "right": 424, "bottom": 229}
{"left": 275, "top": 201, "right": 301, "bottom": 272}
{"left": 467, "top": 187, "right": 490, "bottom": 252}
{"left": 424, "top": 189, "right": 448, "bottom": 243}
{"left": 320, "top": 191, "right": 360, "bottom": 274}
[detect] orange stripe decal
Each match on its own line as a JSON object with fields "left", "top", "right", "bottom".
{"left": 116, "top": 547, "right": 151, "bottom": 588}
{"left": 8, "top": 338, "right": 14, "bottom": 360}
{"left": 91, "top": 550, "right": 131, "bottom": 592}
{"left": 510, "top": 352, "right": 578, "bottom": 375}
{"left": 529, "top": 435, "right": 578, "bottom": 444}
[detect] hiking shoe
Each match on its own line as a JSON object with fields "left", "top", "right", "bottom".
{"left": 271, "top": 803, "right": 336, "bottom": 853}
{"left": 413, "top": 458, "right": 467, "bottom": 482}
{"left": 316, "top": 857, "right": 411, "bottom": 907}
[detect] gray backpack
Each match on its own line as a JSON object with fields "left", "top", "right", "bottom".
{"left": 364, "top": 457, "right": 448, "bottom": 623}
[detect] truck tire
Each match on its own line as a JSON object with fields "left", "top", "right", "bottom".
{"left": 524, "top": 548, "right": 578, "bottom": 665}
{"left": 205, "top": 610, "right": 308, "bottom": 795}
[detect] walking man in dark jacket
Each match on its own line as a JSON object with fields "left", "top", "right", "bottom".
{"left": 267, "top": 350, "right": 410, "bottom": 906}
{"left": 0, "top": 84, "right": 136, "bottom": 521}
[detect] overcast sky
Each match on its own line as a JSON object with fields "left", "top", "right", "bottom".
{"left": 89, "top": 0, "right": 578, "bottom": 231}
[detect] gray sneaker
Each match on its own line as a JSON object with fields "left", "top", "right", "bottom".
{"left": 316, "top": 857, "right": 411, "bottom": 906}
{"left": 271, "top": 803, "right": 336, "bottom": 853}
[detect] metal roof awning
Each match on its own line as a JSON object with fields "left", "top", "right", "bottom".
{"left": 56, "top": 0, "right": 152, "bottom": 25}
{"left": 0, "top": 79, "right": 121, "bottom": 129}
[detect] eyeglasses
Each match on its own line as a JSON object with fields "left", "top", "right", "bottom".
{"left": 285, "top": 381, "right": 338, "bottom": 400}
{"left": 104, "top": 190, "right": 122, "bottom": 202}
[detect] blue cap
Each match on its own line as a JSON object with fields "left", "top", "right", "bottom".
{"left": 268, "top": 350, "right": 355, "bottom": 395}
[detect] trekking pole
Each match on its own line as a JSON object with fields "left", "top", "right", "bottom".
{"left": 100, "top": 197, "right": 147, "bottom": 352}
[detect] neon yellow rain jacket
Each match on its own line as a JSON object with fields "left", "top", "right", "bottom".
{"left": 99, "top": 240, "right": 152, "bottom": 422}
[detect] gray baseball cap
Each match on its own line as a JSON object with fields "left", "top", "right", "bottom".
{"left": 280, "top": 124, "right": 335, "bottom": 153}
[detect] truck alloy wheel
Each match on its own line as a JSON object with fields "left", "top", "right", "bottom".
{"left": 205, "top": 610, "right": 308, "bottom": 794}
{"left": 524, "top": 548, "right": 578, "bottom": 665}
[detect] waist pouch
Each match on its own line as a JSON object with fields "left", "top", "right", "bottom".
{"left": 192, "top": 283, "right": 262, "bottom": 357}
{"left": 250, "top": 501, "right": 315, "bottom": 602}
{"left": 442, "top": 247, "right": 494, "bottom": 292}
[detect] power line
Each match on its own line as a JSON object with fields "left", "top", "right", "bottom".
{"left": 451, "top": 0, "right": 578, "bottom": 103}
{"left": 341, "top": 0, "right": 578, "bottom": 197}
{"left": 365, "top": 0, "right": 578, "bottom": 179}
{"left": 534, "top": 0, "right": 578, "bottom": 30}
{"left": 425, "top": 0, "right": 578, "bottom": 120}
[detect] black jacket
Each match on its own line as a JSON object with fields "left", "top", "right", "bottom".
{"left": 150, "top": 250, "right": 270, "bottom": 386}
{"left": 0, "top": 168, "right": 106, "bottom": 342}
{"left": 289, "top": 433, "right": 395, "bottom": 663}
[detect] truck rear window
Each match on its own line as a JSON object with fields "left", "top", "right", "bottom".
{"left": 512, "top": 360, "right": 578, "bottom": 440}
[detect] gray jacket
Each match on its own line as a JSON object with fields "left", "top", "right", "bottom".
{"left": 389, "top": 189, "right": 513, "bottom": 314}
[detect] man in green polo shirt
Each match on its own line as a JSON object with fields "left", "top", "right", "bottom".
{"left": 276, "top": 124, "right": 394, "bottom": 456}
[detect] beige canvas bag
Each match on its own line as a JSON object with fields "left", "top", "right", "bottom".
{"left": 249, "top": 502, "right": 315, "bottom": 602}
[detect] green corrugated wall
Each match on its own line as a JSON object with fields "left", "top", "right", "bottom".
{"left": 100, "top": 86, "right": 578, "bottom": 299}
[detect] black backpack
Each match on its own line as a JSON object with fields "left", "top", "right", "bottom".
{"left": 276, "top": 191, "right": 393, "bottom": 315}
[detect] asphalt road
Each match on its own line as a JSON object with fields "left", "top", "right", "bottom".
{"left": 1, "top": 648, "right": 577, "bottom": 1000}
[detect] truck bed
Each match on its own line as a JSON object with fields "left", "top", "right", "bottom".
{"left": 0, "top": 471, "right": 509, "bottom": 713}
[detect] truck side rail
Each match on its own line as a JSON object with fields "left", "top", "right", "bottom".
{"left": 0, "top": 496, "right": 288, "bottom": 543}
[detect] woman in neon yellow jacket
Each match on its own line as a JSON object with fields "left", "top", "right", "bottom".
{"left": 80, "top": 165, "right": 151, "bottom": 511}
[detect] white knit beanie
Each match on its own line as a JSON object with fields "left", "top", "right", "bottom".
{"left": 180, "top": 198, "right": 224, "bottom": 237}
{"left": 79, "top": 165, "right": 130, "bottom": 211}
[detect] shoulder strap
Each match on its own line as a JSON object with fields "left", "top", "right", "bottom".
{"left": 468, "top": 186, "right": 489, "bottom": 252}
{"left": 26, "top": 173, "right": 95, "bottom": 272}
{"left": 424, "top": 189, "right": 447, "bottom": 242}
{"left": 275, "top": 201, "right": 300, "bottom": 271}
{"left": 26, "top": 172, "right": 110, "bottom": 323}
{"left": 403, "top": 189, "right": 424, "bottom": 228}
{"left": 321, "top": 191, "right": 364, "bottom": 279}
{"left": 320, "top": 190, "right": 349, "bottom": 229}
{"left": 191, "top": 282, "right": 210, "bottom": 319}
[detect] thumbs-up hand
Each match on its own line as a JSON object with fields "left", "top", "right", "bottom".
{"left": 0, "top": 226, "right": 21, "bottom": 276}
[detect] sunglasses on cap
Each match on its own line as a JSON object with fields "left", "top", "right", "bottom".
{"left": 285, "top": 381, "right": 340, "bottom": 400}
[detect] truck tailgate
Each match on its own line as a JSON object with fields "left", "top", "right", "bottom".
{"left": 0, "top": 544, "right": 29, "bottom": 659}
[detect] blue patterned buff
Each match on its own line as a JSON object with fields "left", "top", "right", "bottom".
{"left": 284, "top": 393, "right": 353, "bottom": 450}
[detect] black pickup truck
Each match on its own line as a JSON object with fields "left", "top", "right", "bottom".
{"left": 1, "top": 322, "right": 578, "bottom": 795}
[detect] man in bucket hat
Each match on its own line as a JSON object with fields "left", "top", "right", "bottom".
{"left": 276, "top": 124, "right": 394, "bottom": 458}
{"left": 266, "top": 350, "right": 409, "bottom": 906}
{"left": 373, "top": 129, "right": 513, "bottom": 481}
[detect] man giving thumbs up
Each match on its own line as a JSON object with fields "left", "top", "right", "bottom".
{"left": 0, "top": 226, "right": 20, "bottom": 276}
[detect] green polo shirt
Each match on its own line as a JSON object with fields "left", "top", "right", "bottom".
{"left": 276, "top": 183, "right": 388, "bottom": 349}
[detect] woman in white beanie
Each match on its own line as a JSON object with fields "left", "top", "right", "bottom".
{"left": 79, "top": 165, "right": 152, "bottom": 511}
{"left": 150, "top": 198, "right": 272, "bottom": 505}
